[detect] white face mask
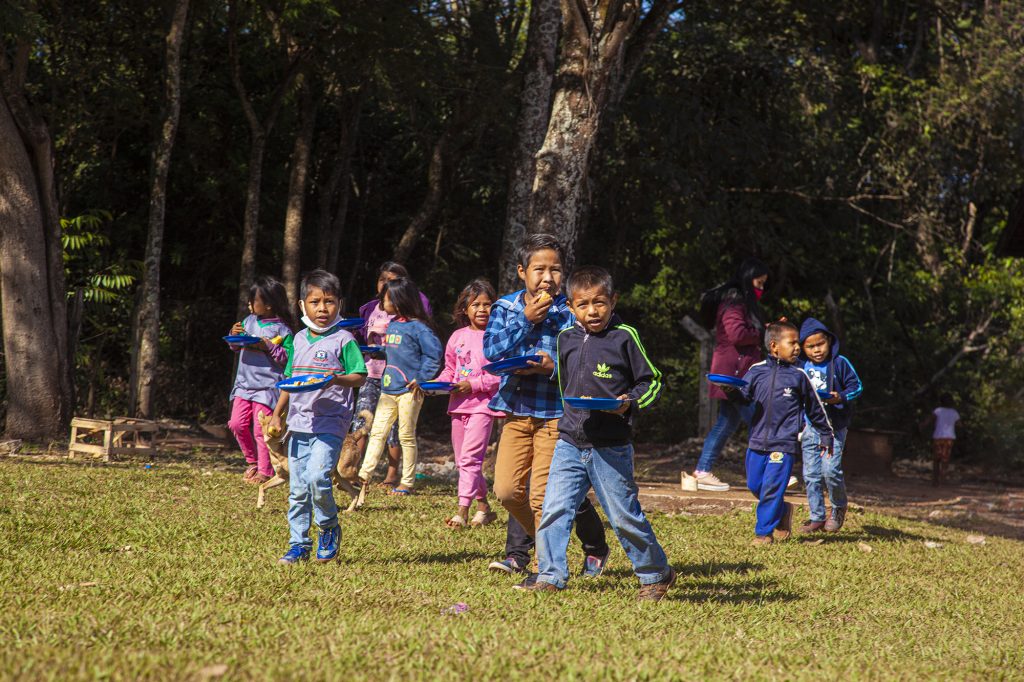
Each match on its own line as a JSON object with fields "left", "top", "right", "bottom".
{"left": 299, "top": 300, "right": 340, "bottom": 333}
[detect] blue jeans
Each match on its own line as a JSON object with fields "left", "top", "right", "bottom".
{"left": 536, "top": 439, "right": 670, "bottom": 589}
{"left": 801, "top": 426, "right": 848, "bottom": 521}
{"left": 287, "top": 432, "right": 342, "bottom": 549}
{"left": 697, "top": 400, "right": 754, "bottom": 472}
{"left": 745, "top": 449, "right": 794, "bottom": 536}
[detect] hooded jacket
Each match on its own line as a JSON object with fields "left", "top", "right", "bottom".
{"left": 708, "top": 299, "right": 764, "bottom": 401}
{"left": 734, "top": 355, "right": 834, "bottom": 453}
{"left": 556, "top": 314, "right": 662, "bottom": 448}
{"left": 798, "top": 318, "right": 863, "bottom": 431}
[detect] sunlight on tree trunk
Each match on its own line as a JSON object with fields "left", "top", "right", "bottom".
{"left": 282, "top": 81, "right": 318, "bottom": 304}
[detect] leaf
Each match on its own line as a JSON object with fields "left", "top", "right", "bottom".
{"left": 197, "top": 664, "right": 229, "bottom": 679}
{"left": 857, "top": 542, "right": 872, "bottom": 553}
{"left": 965, "top": 534, "right": 986, "bottom": 545}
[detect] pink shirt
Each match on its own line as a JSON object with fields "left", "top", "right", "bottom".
{"left": 364, "top": 303, "right": 392, "bottom": 379}
{"left": 437, "top": 327, "right": 502, "bottom": 416}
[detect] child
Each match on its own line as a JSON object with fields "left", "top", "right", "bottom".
{"left": 269, "top": 270, "right": 367, "bottom": 565}
{"left": 797, "top": 318, "right": 863, "bottom": 533}
{"left": 437, "top": 278, "right": 503, "bottom": 528}
{"left": 484, "top": 233, "right": 609, "bottom": 576}
{"left": 357, "top": 277, "right": 443, "bottom": 496}
{"left": 227, "top": 276, "right": 296, "bottom": 485}
{"left": 354, "top": 262, "right": 433, "bottom": 488}
{"left": 732, "top": 319, "right": 834, "bottom": 545}
{"left": 522, "top": 266, "right": 675, "bottom": 601}
{"left": 922, "top": 393, "right": 960, "bottom": 486}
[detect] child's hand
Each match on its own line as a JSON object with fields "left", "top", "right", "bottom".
{"left": 523, "top": 291, "right": 553, "bottom": 324}
{"left": 408, "top": 379, "right": 424, "bottom": 398}
{"left": 452, "top": 380, "right": 473, "bottom": 394}
{"left": 268, "top": 414, "right": 283, "bottom": 437}
{"left": 230, "top": 321, "right": 245, "bottom": 335}
{"left": 609, "top": 394, "right": 631, "bottom": 415}
{"left": 820, "top": 445, "right": 832, "bottom": 459}
{"left": 824, "top": 391, "right": 842, "bottom": 405}
{"left": 515, "top": 350, "right": 554, "bottom": 376}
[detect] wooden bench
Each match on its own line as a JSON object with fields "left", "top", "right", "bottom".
{"left": 68, "top": 417, "right": 159, "bottom": 461}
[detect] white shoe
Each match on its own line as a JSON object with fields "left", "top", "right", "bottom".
{"left": 681, "top": 471, "right": 698, "bottom": 492}
{"left": 787, "top": 475, "right": 799, "bottom": 489}
{"left": 695, "top": 472, "right": 730, "bottom": 492}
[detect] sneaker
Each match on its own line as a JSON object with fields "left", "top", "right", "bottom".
{"left": 787, "top": 475, "right": 799, "bottom": 489}
{"left": 488, "top": 557, "right": 528, "bottom": 574}
{"left": 316, "top": 525, "right": 340, "bottom": 563}
{"left": 515, "top": 576, "right": 559, "bottom": 593}
{"left": 775, "top": 502, "right": 794, "bottom": 541}
{"left": 512, "top": 573, "right": 539, "bottom": 590}
{"left": 277, "top": 545, "right": 310, "bottom": 565}
{"left": 637, "top": 567, "right": 676, "bottom": 602}
{"left": 581, "top": 553, "right": 608, "bottom": 578}
{"left": 798, "top": 519, "right": 826, "bottom": 534}
{"left": 751, "top": 534, "right": 774, "bottom": 546}
{"left": 825, "top": 506, "right": 847, "bottom": 533}
{"left": 694, "top": 472, "right": 730, "bottom": 492}
{"left": 680, "top": 471, "right": 699, "bottom": 492}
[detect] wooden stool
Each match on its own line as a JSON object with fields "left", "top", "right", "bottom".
{"left": 69, "top": 417, "right": 159, "bottom": 461}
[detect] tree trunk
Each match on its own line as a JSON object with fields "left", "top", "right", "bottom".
{"left": 392, "top": 132, "right": 450, "bottom": 263}
{"left": 282, "top": 82, "right": 318, "bottom": 303}
{"left": 132, "top": 0, "right": 189, "bottom": 419}
{"left": 499, "top": 0, "right": 561, "bottom": 292}
{"left": 321, "top": 92, "right": 363, "bottom": 275}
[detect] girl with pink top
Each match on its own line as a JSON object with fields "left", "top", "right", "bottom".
{"left": 438, "top": 278, "right": 503, "bottom": 528}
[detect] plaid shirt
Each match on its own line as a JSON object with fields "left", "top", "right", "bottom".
{"left": 484, "top": 289, "right": 574, "bottom": 419}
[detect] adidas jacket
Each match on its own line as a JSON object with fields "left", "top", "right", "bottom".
{"left": 556, "top": 314, "right": 663, "bottom": 448}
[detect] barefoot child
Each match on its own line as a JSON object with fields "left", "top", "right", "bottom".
{"left": 731, "top": 319, "right": 834, "bottom": 545}
{"left": 437, "top": 278, "right": 502, "bottom": 528}
{"left": 270, "top": 270, "right": 366, "bottom": 565}
{"left": 522, "top": 266, "right": 675, "bottom": 601}
{"left": 358, "top": 277, "right": 443, "bottom": 497}
{"left": 227, "top": 276, "right": 296, "bottom": 485}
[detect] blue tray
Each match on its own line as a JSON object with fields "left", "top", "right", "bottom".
{"left": 706, "top": 373, "right": 748, "bottom": 388}
{"left": 276, "top": 374, "right": 334, "bottom": 393}
{"left": 483, "top": 354, "right": 543, "bottom": 375}
{"left": 420, "top": 381, "right": 455, "bottom": 393}
{"left": 335, "top": 318, "right": 364, "bottom": 329}
{"left": 564, "top": 397, "right": 625, "bottom": 411}
{"left": 817, "top": 389, "right": 833, "bottom": 399}
{"left": 359, "top": 345, "right": 384, "bottom": 354}
{"left": 224, "top": 334, "right": 261, "bottom": 346}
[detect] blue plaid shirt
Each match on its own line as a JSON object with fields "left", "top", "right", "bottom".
{"left": 484, "top": 289, "right": 574, "bottom": 419}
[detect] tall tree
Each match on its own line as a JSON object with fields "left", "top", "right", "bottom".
{"left": 131, "top": 0, "right": 190, "bottom": 418}
{"left": 281, "top": 79, "right": 318, "bottom": 303}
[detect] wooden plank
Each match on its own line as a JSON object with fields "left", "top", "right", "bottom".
{"left": 69, "top": 443, "right": 108, "bottom": 455}
{"left": 682, "top": 315, "right": 717, "bottom": 437}
{"left": 71, "top": 417, "right": 114, "bottom": 429}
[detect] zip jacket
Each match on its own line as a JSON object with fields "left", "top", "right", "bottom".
{"left": 734, "top": 355, "right": 834, "bottom": 453}
{"left": 381, "top": 319, "right": 443, "bottom": 395}
{"left": 798, "top": 317, "right": 863, "bottom": 431}
{"left": 556, "top": 315, "right": 663, "bottom": 448}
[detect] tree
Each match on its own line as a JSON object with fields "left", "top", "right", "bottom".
{"left": 281, "top": 79, "right": 318, "bottom": 303}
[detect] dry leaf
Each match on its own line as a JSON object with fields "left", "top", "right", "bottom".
{"left": 923, "top": 540, "right": 943, "bottom": 549}
{"left": 965, "top": 534, "right": 986, "bottom": 545}
{"left": 805, "top": 538, "right": 825, "bottom": 546}
{"left": 857, "top": 542, "right": 872, "bottom": 553}
{"left": 197, "top": 664, "right": 228, "bottom": 679}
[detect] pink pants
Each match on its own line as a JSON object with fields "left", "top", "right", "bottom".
{"left": 228, "top": 398, "right": 274, "bottom": 476}
{"left": 451, "top": 413, "right": 494, "bottom": 507}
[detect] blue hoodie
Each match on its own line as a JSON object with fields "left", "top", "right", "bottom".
{"left": 734, "top": 356, "right": 834, "bottom": 454}
{"left": 798, "top": 318, "right": 863, "bottom": 431}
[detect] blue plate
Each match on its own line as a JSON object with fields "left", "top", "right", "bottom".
{"left": 420, "top": 381, "right": 455, "bottom": 393}
{"left": 224, "top": 334, "right": 261, "bottom": 346}
{"left": 706, "top": 373, "right": 748, "bottom": 388}
{"left": 276, "top": 374, "right": 334, "bottom": 393}
{"left": 483, "top": 354, "right": 543, "bottom": 375}
{"left": 564, "top": 397, "right": 625, "bottom": 411}
{"left": 335, "top": 318, "right": 364, "bottom": 329}
{"left": 817, "top": 389, "right": 833, "bottom": 399}
{"left": 359, "top": 345, "right": 384, "bottom": 354}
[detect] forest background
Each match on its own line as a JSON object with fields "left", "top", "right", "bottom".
{"left": 2, "top": 0, "right": 1023, "bottom": 466}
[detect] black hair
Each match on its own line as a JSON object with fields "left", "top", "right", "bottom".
{"left": 517, "top": 233, "right": 565, "bottom": 269}
{"left": 566, "top": 265, "right": 615, "bottom": 299}
{"left": 249, "top": 275, "right": 297, "bottom": 332}
{"left": 939, "top": 392, "right": 955, "bottom": 408}
{"left": 698, "top": 257, "right": 769, "bottom": 329}
{"left": 377, "top": 261, "right": 410, "bottom": 280}
{"left": 300, "top": 269, "right": 342, "bottom": 300}
{"left": 454, "top": 278, "right": 497, "bottom": 328}
{"left": 380, "top": 277, "right": 432, "bottom": 325}
{"left": 764, "top": 318, "right": 798, "bottom": 349}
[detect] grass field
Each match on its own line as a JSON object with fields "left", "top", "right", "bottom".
{"left": 2, "top": 458, "right": 1023, "bottom": 681}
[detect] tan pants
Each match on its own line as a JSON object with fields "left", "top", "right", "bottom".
{"left": 492, "top": 415, "right": 560, "bottom": 537}
{"left": 358, "top": 391, "right": 424, "bottom": 489}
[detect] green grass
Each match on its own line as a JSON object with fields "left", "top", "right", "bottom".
{"left": 1, "top": 459, "right": 1023, "bottom": 681}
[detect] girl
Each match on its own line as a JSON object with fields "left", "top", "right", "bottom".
{"left": 437, "top": 279, "right": 502, "bottom": 528}
{"left": 354, "top": 262, "right": 433, "bottom": 487}
{"left": 227, "top": 276, "right": 296, "bottom": 484}
{"left": 357, "top": 278, "right": 443, "bottom": 497}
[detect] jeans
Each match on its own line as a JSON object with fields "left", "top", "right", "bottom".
{"left": 287, "top": 432, "right": 342, "bottom": 549}
{"left": 697, "top": 400, "right": 755, "bottom": 472}
{"left": 537, "top": 440, "right": 669, "bottom": 588}
{"left": 801, "top": 426, "right": 848, "bottom": 521}
{"left": 745, "top": 448, "right": 794, "bottom": 536}
{"left": 503, "top": 493, "right": 609, "bottom": 567}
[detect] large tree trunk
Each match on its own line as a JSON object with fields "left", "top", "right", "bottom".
{"left": 499, "top": 0, "right": 561, "bottom": 292}
{"left": 319, "top": 92, "right": 363, "bottom": 275}
{"left": 132, "top": 0, "right": 189, "bottom": 418}
{"left": 392, "top": 132, "right": 450, "bottom": 264}
{"left": 282, "top": 82, "right": 318, "bottom": 303}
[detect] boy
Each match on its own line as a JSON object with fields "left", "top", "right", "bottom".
{"left": 731, "top": 319, "right": 834, "bottom": 545}
{"left": 521, "top": 266, "right": 674, "bottom": 601}
{"left": 797, "top": 318, "right": 863, "bottom": 533}
{"left": 269, "top": 270, "right": 367, "bottom": 565}
{"left": 484, "top": 234, "right": 609, "bottom": 575}
{"left": 921, "top": 393, "right": 959, "bottom": 486}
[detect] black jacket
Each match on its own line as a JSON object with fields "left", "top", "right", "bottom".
{"left": 556, "top": 315, "right": 662, "bottom": 448}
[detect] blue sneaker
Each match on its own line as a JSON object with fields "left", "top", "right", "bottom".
{"left": 278, "top": 545, "right": 310, "bottom": 565}
{"left": 316, "top": 525, "right": 340, "bottom": 563}
{"left": 581, "top": 553, "right": 608, "bottom": 578}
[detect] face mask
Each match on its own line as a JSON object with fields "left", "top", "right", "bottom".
{"left": 299, "top": 300, "right": 339, "bottom": 333}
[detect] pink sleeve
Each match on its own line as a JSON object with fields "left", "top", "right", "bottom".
{"left": 470, "top": 370, "right": 500, "bottom": 396}
{"left": 437, "top": 337, "right": 457, "bottom": 383}
{"left": 720, "top": 304, "right": 761, "bottom": 347}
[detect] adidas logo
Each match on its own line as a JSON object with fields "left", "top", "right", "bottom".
{"left": 593, "top": 363, "right": 613, "bottom": 379}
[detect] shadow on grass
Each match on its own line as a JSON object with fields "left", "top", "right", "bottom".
{"left": 388, "top": 550, "right": 495, "bottom": 565}
{"left": 670, "top": 577, "right": 801, "bottom": 604}
{"left": 603, "top": 561, "right": 763, "bottom": 581}
{"left": 797, "top": 525, "right": 935, "bottom": 544}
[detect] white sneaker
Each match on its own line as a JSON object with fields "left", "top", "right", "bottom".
{"left": 787, "top": 475, "right": 799, "bottom": 489}
{"left": 695, "top": 472, "right": 730, "bottom": 492}
{"left": 681, "top": 471, "right": 698, "bottom": 492}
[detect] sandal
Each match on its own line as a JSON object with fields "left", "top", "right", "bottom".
{"left": 470, "top": 510, "right": 497, "bottom": 527}
{"left": 445, "top": 514, "right": 467, "bottom": 529}
{"left": 242, "top": 465, "right": 258, "bottom": 481}
{"left": 377, "top": 479, "right": 400, "bottom": 489}
{"left": 388, "top": 487, "right": 414, "bottom": 496}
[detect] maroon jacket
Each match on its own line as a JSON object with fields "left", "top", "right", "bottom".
{"left": 708, "top": 301, "right": 763, "bottom": 400}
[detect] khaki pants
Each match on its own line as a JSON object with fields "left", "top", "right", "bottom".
{"left": 358, "top": 391, "right": 424, "bottom": 489}
{"left": 492, "top": 415, "right": 560, "bottom": 537}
